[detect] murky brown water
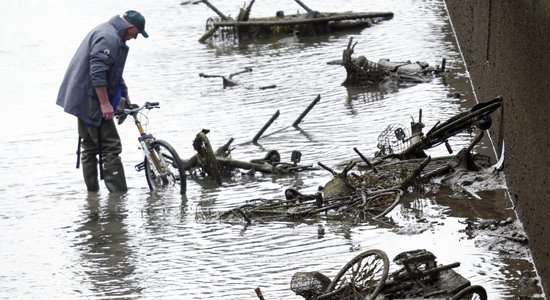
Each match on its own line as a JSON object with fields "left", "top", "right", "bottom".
{"left": 0, "top": 0, "right": 544, "bottom": 299}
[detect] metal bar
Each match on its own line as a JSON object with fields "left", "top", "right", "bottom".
{"left": 353, "top": 147, "right": 378, "bottom": 173}
{"left": 213, "top": 12, "right": 394, "bottom": 27}
{"left": 201, "top": 0, "right": 229, "bottom": 20}
{"left": 294, "top": 0, "right": 314, "bottom": 13}
{"left": 293, "top": 94, "right": 320, "bottom": 126}
{"left": 252, "top": 110, "right": 280, "bottom": 143}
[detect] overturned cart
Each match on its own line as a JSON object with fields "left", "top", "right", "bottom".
{"left": 199, "top": 0, "right": 394, "bottom": 43}
{"left": 290, "top": 249, "right": 487, "bottom": 300}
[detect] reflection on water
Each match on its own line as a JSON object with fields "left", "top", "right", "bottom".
{"left": 345, "top": 85, "right": 392, "bottom": 116}
{"left": 73, "top": 193, "right": 141, "bottom": 298}
{"left": 0, "top": 0, "right": 544, "bottom": 299}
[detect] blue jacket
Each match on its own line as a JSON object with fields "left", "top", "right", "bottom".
{"left": 57, "top": 16, "right": 129, "bottom": 127}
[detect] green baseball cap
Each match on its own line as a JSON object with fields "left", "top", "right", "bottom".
{"left": 123, "top": 10, "right": 149, "bottom": 38}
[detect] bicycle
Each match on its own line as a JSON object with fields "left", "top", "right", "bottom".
{"left": 117, "top": 101, "right": 186, "bottom": 195}
{"left": 399, "top": 95, "right": 503, "bottom": 159}
{"left": 308, "top": 249, "right": 487, "bottom": 300}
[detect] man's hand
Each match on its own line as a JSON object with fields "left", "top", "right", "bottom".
{"left": 100, "top": 102, "right": 115, "bottom": 120}
{"left": 95, "top": 86, "right": 114, "bottom": 120}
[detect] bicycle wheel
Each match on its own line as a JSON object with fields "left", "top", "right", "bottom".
{"left": 427, "top": 99, "right": 502, "bottom": 143}
{"left": 451, "top": 285, "right": 488, "bottom": 300}
{"left": 325, "top": 249, "right": 389, "bottom": 300}
{"left": 400, "top": 98, "right": 501, "bottom": 159}
{"left": 363, "top": 189, "right": 403, "bottom": 219}
{"left": 144, "top": 139, "right": 186, "bottom": 195}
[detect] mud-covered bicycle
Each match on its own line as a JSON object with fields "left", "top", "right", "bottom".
{"left": 117, "top": 101, "right": 186, "bottom": 195}
{"left": 292, "top": 249, "right": 487, "bottom": 300}
{"left": 398, "top": 96, "right": 503, "bottom": 159}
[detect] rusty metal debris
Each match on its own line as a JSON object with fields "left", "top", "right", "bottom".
{"left": 184, "top": 131, "right": 317, "bottom": 185}
{"left": 218, "top": 156, "right": 427, "bottom": 224}
{"left": 284, "top": 248, "right": 487, "bottom": 300}
{"left": 212, "top": 96, "right": 503, "bottom": 224}
{"left": 372, "top": 96, "right": 502, "bottom": 160}
{"left": 180, "top": 0, "right": 201, "bottom": 5}
{"left": 199, "top": 67, "right": 277, "bottom": 90}
{"left": 181, "top": 95, "right": 323, "bottom": 186}
{"left": 329, "top": 37, "right": 446, "bottom": 87}
{"left": 198, "top": 0, "right": 394, "bottom": 43}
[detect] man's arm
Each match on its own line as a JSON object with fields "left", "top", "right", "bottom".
{"left": 95, "top": 86, "right": 114, "bottom": 120}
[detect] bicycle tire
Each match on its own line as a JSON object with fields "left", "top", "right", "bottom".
{"left": 325, "top": 249, "right": 389, "bottom": 300}
{"left": 427, "top": 100, "right": 502, "bottom": 144}
{"left": 403, "top": 99, "right": 502, "bottom": 158}
{"left": 451, "top": 285, "right": 488, "bottom": 300}
{"left": 144, "top": 139, "right": 187, "bottom": 195}
{"left": 366, "top": 189, "right": 403, "bottom": 219}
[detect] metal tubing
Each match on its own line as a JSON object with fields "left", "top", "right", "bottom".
{"left": 201, "top": 0, "right": 229, "bottom": 20}
{"left": 293, "top": 94, "right": 321, "bottom": 126}
{"left": 252, "top": 110, "right": 280, "bottom": 143}
{"left": 294, "top": 0, "right": 314, "bottom": 13}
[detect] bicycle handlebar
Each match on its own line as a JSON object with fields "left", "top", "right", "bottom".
{"left": 145, "top": 101, "right": 160, "bottom": 108}
{"left": 117, "top": 101, "right": 160, "bottom": 117}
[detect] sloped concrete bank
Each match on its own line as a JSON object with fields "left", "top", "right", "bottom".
{"left": 445, "top": 0, "right": 550, "bottom": 296}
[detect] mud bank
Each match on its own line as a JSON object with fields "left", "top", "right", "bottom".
{"left": 444, "top": 0, "right": 550, "bottom": 296}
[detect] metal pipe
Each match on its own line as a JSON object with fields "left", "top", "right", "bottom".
{"left": 294, "top": 0, "right": 313, "bottom": 13}
{"left": 252, "top": 110, "right": 280, "bottom": 143}
{"left": 293, "top": 94, "right": 320, "bottom": 126}
{"left": 201, "top": 0, "right": 229, "bottom": 20}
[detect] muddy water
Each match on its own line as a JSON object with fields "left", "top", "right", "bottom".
{"left": 0, "top": 0, "right": 543, "bottom": 299}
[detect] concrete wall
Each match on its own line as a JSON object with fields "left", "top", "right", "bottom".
{"left": 445, "top": 0, "right": 550, "bottom": 296}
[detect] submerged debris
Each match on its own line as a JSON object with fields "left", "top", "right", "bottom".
{"left": 460, "top": 217, "right": 530, "bottom": 257}
{"left": 199, "top": 66, "right": 277, "bottom": 90}
{"left": 330, "top": 37, "right": 446, "bottom": 87}
{"left": 182, "top": 94, "right": 324, "bottom": 186}
{"left": 213, "top": 96, "right": 505, "bottom": 224}
{"left": 180, "top": 0, "right": 201, "bottom": 5}
{"left": 184, "top": 131, "right": 317, "bottom": 185}
{"left": 284, "top": 248, "right": 487, "bottom": 300}
{"left": 199, "top": 0, "right": 394, "bottom": 43}
{"left": 218, "top": 155, "right": 428, "bottom": 224}
{"left": 392, "top": 97, "right": 503, "bottom": 160}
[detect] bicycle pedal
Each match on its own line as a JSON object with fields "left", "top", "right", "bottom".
{"left": 135, "top": 162, "right": 146, "bottom": 172}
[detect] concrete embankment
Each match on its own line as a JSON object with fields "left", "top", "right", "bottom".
{"left": 445, "top": 0, "right": 550, "bottom": 296}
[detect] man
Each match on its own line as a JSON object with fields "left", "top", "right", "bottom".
{"left": 57, "top": 10, "right": 149, "bottom": 192}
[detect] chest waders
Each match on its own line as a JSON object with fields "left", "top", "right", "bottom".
{"left": 76, "top": 121, "right": 127, "bottom": 193}
{"left": 76, "top": 129, "right": 104, "bottom": 180}
{"left": 76, "top": 127, "right": 104, "bottom": 189}
{"left": 97, "top": 127, "right": 104, "bottom": 180}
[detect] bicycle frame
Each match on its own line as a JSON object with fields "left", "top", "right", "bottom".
{"left": 118, "top": 101, "right": 186, "bottom": 194}
{"left": 127, "top": 103, "right": 164, "bottom": 177}
{"left": 400, "top": 96, "right": 503, "bottom": 159}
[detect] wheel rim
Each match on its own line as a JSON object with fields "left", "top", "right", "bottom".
{"left": 451, "top": 285, "right": 487, "bottom": 300}
{"left": 363, "top": 190, "right": 402, "bottom": 218}
{"left": 146, "top": 154, "right": 177, "bottom": 188}
{"left": 145, "top": 141, "right": 186, "bottom": 194}
{"left": 327, "top": 249, "right": 389, "bottom": 300}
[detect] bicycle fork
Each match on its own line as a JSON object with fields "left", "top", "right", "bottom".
{"left": 135, "top": 135, "right": 165, "bottom": 178}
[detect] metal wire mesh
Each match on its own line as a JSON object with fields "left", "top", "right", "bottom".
{"left": 290, "top": 271, "right": 332, "bottom": 299}
{"left": 344, "top": 56, "right": 389, "bottom": 86}
{"left": 377, "top": 123, "right": 411, "bottom": 156}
